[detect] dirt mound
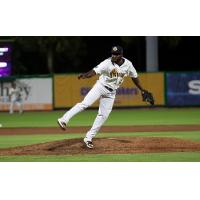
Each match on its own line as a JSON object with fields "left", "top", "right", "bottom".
{"left": 1, "top": 137, "right": 200, "bottom": 156}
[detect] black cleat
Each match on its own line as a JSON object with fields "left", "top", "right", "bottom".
{"left": 57, "top": 118, "right": 66, "bottom": 130}
{"left": 84, "top": 138, "right": 94, "bottom": 149}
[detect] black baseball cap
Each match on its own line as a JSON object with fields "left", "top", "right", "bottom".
{"left": 111, "top": 45, "right": 123, "bottom": 55}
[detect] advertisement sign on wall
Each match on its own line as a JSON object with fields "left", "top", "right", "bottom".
{"left": 166, "top": 72, "right": 200, "bottom": 106}
{"left": 54, "top": 73, "right": 164, "bottom": 108}
{"left": 0, "top": 77, "right": 53, "bottom": 111}
{"left": 0, "top": 44, "right": 12, "bottom": 77}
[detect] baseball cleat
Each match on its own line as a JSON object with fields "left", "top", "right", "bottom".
{"left": 57, "top": 118, "right": 66, "bottom": 130}
{"left": 84, "top": 138, "right": 94, "bottom": 149}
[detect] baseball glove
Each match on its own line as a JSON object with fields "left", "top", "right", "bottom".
{"left": 141, "top": 90, "right": 155, "bottom": 105}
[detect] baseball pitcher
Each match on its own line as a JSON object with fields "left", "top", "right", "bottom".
{"left": 58, "top": 46, "right": 154, "bottom": 149}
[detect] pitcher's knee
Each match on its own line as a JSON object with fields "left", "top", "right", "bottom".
{"left": 77, "top": 102, "right": 90, "bottom": 110}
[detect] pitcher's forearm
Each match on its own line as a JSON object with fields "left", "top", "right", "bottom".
{"left": 131, "top": 77, "right": 144, "bottom": 91}
{"left": 78, "top": 70, "right": 96, "bottom": 79}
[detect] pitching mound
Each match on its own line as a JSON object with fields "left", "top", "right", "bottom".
{"left": 1, "top": 137, "right": 200, "bottom": 156}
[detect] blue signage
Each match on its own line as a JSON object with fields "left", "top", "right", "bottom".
{"left": 166, "top": 72, "right": 200, "bottom": 106}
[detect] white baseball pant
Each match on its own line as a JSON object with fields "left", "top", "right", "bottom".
{"left": 61, "top": 81, "right": 115, "bottom": 141}
{"left": 9, "top": 100, "right": 23, "bottom": 114}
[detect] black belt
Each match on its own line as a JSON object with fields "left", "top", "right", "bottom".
{"left": 104, "top": 85, "right": 114, "bottom": 92}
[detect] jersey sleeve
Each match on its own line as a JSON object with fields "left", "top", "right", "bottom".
{"left": 93, "top": 59, "right": 108, "bottom": 75}
{"left": 128, "top": 62, "right": 138, "bottom": 78}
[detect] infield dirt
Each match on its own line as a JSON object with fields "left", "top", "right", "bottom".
{"left": 1, "top": 137, "right": 200, "bottom": 156}
{"left": 0, "top": 125, "right": 200, "bottom": 156}
{"left": 0, "top": 125, "right": 200, "bottom": 135}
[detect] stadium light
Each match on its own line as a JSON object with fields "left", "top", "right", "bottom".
{"left": 0, "top": 47, "right": 9, "bottom": 52}
{"left": 0, "top": 62, "right": 7, "bottom": 68}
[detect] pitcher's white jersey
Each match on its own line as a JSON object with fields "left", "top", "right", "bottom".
{"left": 93, "top": 57, "right": 138, "bottom": 90}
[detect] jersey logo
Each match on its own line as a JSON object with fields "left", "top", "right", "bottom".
{"left": 110, "top": 68, "right": 118, "bottom": 78}
{"left": 110, "top": 68, "right": 125, "bottom": 78}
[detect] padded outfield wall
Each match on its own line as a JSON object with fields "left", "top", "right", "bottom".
{"left": 54, "top": 72, "right": 200, "bottom": 108}
{"left": 166, "top": 72, "right": 200, "bottom": 106}
{"left": 0, "top": 75, "right": 53, "bottom": 111}
{"left": 1, "top": 72, "right": 199, "bottom": 111}
{"left": 54, "top": 73, "right": 165, "bottom": 108}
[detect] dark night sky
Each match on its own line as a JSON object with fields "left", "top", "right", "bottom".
{"left": 64, "top": 36, "right": 200, "bottom": 73}
{"left": 159, "top": 36, "right": 200, "bottom": 71}
{"left": 56, "top": 36, "right": 146, "bottom": 73}
{"left": 1, "top": 36, "right": 200, "bottom": 75}
{"left": 79, "top": 37, "right": 145, "bottom": 72}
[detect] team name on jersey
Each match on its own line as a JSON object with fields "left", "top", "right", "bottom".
{"left": 110, "top": 68, "right": 126, "bottom": 78}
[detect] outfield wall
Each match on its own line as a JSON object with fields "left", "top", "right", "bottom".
{"left": 54, "top": 71, "right": 200, "bottom": 108}
{"left": 54, "top": 73, "right": 165, "bottom": 108}
{"left": 166, "top": 72, "right": 200, "bottom": 106}
{"left": 0, "top": 72, "right": 199, "bottom": 111}
{"left": 0, "top": 76, "right": 53, "bottom": 111}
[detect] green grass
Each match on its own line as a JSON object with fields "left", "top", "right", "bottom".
{"left": 0, "top": 108, "right": 200, "bottom": 128}
{"left": 0, "top": 131, "right": 200, "bottom": 149}
{"left": 1, "top": 131, "right": 200, "bottom": 162}
{"left": 0, "top": 108, "right": 200, "bottom": 162}
{"left": 1, "top": 152, "right": 200, "bottom": 162}
{"left": 0, "top": 134, "right": 83, "bottom": 148}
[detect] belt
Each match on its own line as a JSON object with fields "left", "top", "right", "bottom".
{"left": 104, "top": 85, "right": 114, "bottom": 92}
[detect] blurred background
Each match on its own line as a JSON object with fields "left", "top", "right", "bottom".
{"left": 0, "top": 36, "right": 200, "bottom": 111}
{"left": 0, "top": 36, "right": 200, "bottom": 75}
